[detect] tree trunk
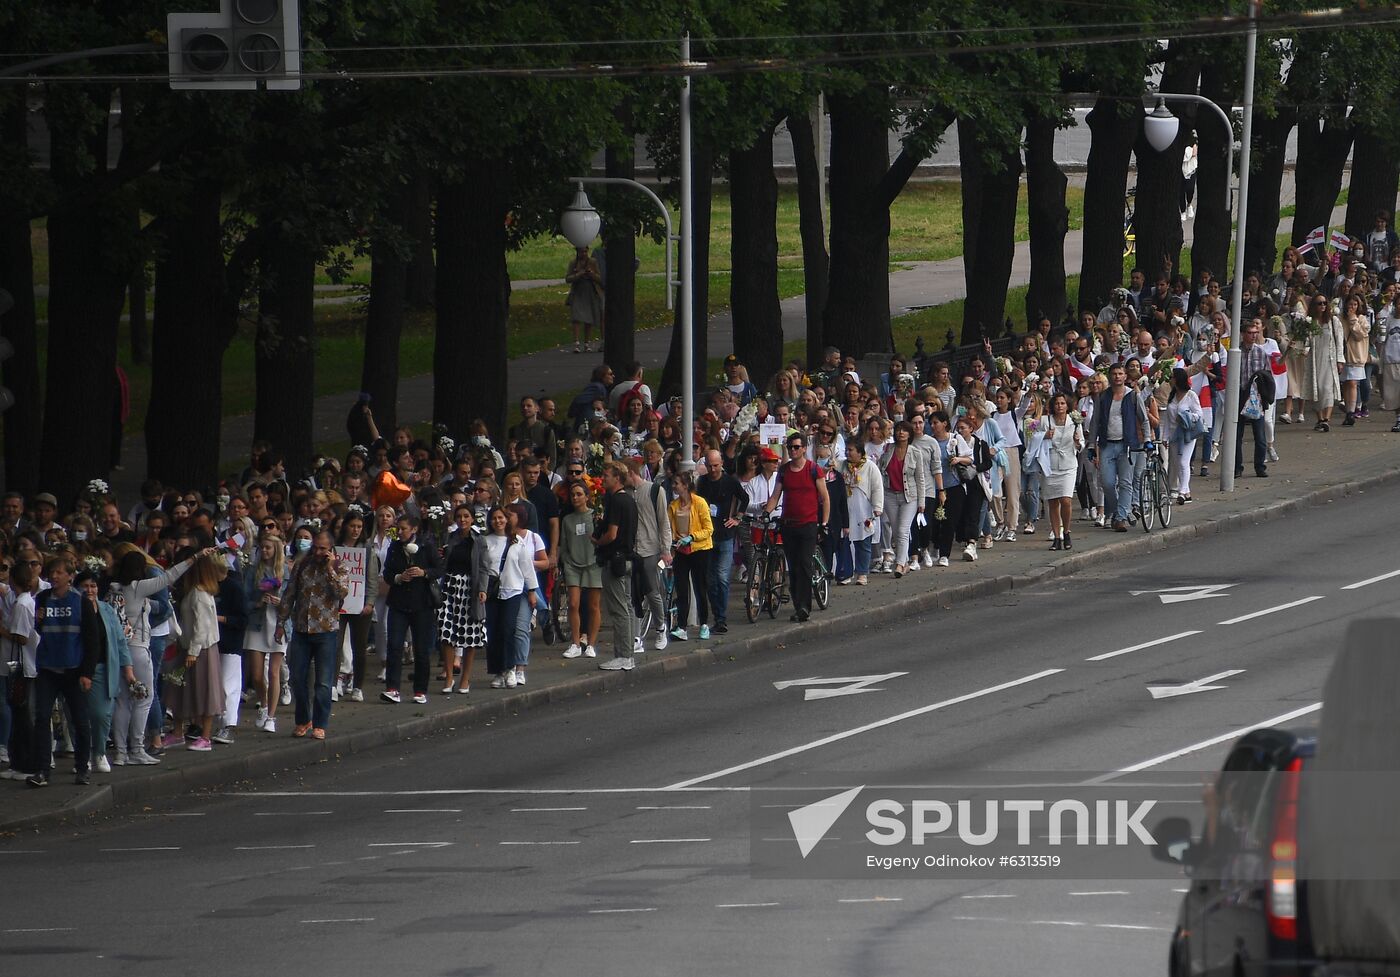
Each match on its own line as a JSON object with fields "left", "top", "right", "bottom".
{"left": 1131, "top": 50, "right": 1197, "bottom": 285}
{"left": 1291, "top": 111, "right": 1355, "bottom": 247}
{"left": 147, "top": 178, "right": 233, "bottom": 488}
{"left": 1024, "top": 113, "right": 1069, "bottom": 328}
{"left": 729, "top": 124, "right": 783, "bottom": 389}
{"left": 958, "top": 116, "right": 1022, "bottom": 344}
{"left": 1190, "top": 61, "right": 1232, "bottom": 287}
{"left": 253, "top": 225, "right": 317, "bottom": 477}
{"left": 1243, "top": 105, "right": 1295, "bottom": 278}
{"left": 404, "top": 169, "right": 436, "bottom": 308}
{"left": 39, "top": 91, "right": 129, "bottom": 504}
{"left": 658, "top": 141, "right": 714, "bottom": 403}
{"left": 823, "top": 90, "right": 893, "bottom": 357}
{"left": 788, "top": 106, "right": 828, "bottom": 369}
{"left": 362, "top": 181, "right": 410, "bottom": 434}
{"left": 435, "top": 160, "right": 510, "bottom": 440}
{"left": 1079, "top": 97, "right": 1139, "bottom": 315}
{"left": 602, "top": 107, "right": 637, "bottom": 370}
{"left": 0, "top": 97, "right": 41, "bottom": 495}
{"left": 1343, "top": 124, "right": 1400, "bottom": 242}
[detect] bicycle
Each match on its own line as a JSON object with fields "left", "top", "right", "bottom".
{"left": 547, "top": 568, "right": 570, "bottom": 645}
{"left": 1131, "top": 441, "right": 1172, "bottom": 531}
{"left": 744, "top": 515, "right": 787, "bottom": 623}
{"left": 810, "top": 538, "right": 831, "bottom": 611}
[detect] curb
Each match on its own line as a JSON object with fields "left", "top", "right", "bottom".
{"left": 5, "top": 469, "right": 1395, "bottom": 835}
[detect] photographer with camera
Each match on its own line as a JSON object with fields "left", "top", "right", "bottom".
{"left": 592, "top": 463, "right": 638, "bottom": 671}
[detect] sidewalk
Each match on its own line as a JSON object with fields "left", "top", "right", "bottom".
{"left": 6, "top": 413, "right": 1398, "bottom": 834}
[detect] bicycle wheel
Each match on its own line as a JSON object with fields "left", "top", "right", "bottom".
{"left": 812, "top": 553, "right": 830, "bottom": 610}
{"left": 660, "top": 566, "right": 679, "bottom": 634}
{"left": 1140, "top": 471, "right": 1156, "bottom": 531}
{"left": 1155, "top": 468, "right": 1173, "bottom": 527}
{"left": 745, "top": 552, "right": 763, "bottom": 623}
{"left": 549, "top": 573, "right": 568, "bottom": 643}
{"left": 766, "top": 553, "right": 786, "bottom": 620}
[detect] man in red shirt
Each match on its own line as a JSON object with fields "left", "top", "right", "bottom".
{"left": 763, "top": 433, "right": 830, "bottom": 623}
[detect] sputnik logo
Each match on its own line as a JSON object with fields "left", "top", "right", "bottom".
{"left": 788, "top": 786, "right": 864, "bottom": 858}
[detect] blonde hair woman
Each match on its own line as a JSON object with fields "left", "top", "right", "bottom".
{"left": 244, "top": 532, "right": 289, "bottom": 733}
{"left": 166, "top": 555, "right": 225, "bottom": 752}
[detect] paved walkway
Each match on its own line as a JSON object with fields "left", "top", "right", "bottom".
{"left": 104, "top": 173, "right": 1336, "bottom": 501}
{"left": 6, "top": 409, "right": 1397, "bottom": 832}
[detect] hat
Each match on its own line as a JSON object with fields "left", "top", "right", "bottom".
{"left": 724, "top": 354, "right": 741, "bottom": 367}
{"left": 33, "top": 492, "right": 57, "bottom": 507}
{"left": 759, "top": 447, "right": 780, "bottom": 462}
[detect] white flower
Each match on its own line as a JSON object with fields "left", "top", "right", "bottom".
{"left": 404, "top": 542, "right": 419, "bottom": 556}
{"left": 86, "top": 478, "right": 109, "bottom": 495}
{"left": 438, "top": 436, "right": 455, "bottom": 454}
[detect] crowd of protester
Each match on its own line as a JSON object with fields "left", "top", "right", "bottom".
{"left": 2, "top": 228, "right": 1398, "bottom": 788}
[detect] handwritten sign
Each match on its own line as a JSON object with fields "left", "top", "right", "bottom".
{"left": 336, "top": 546, "right": 367, "bottom": 614}
{"left": 760, "top": 423, "right": 787, "bottom": 451}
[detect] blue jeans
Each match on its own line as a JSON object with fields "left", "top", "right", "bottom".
{"left": 849, "top": 536, "right": 871, "bottom": 576}
{"left": 289, "top": 631, "right": 337, "bottom": 730}
{"left": 1020, "top": 461, "right": 1041, "bottom": 524}
{"left": 707, "top": 535, "right": 735, "bottom": 626}
{"left": 1099, "top": 441, "right": 1134, "bottom": 523}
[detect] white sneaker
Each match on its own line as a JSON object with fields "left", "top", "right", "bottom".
{"left": 1209, "top": 441, "right": 1220, "bottom": 462}
{"left": 491, "top": 675, "right": 506, "bottom": 689}
{"left": 599, "top": 657, "right": 635, "bottom": 671}
{"left": 263, "top": 717, "right": 277, "bottom": 734}
{"left": 280, "top": 686, "right": 292, "bottom": 706}
{"left": 1005, "top": 531, "right": 1017, "bottom": 542}
{"left": 95, "top": 755, "right": 111, "bottom": 774}
{"left": 130, "top": 749, "right": 161, "bottom": 765}
{"left": 348, "top": 688, "right": 364, "bottom": 702}
{"left": 1023, "top": 523, "right": 1035, "bottom": 535}
{"left": 515, "top": 670, "right": 526, "bottom": 686}
{"left": 653, "top": 630, "right": 668, "bottom": 651}
{"left": 907, "top": 558, "right": 920, "bottom": 573}
{"left": 963, "top": 542, "right": 978, "bottom": 562}
{"left": 331, "top": 685, "right": 340, "bottom": 702}
{"left": 1268, "top": 446, "right": 1279, "bottom": 462}
{"left": 632, "top": 636, "right": 644, "bottom": 654}
{"left": 505, "top": 670, "right": 518, "bottom": 688}
{"left": 564, "top": 643, "right": 583, "bottom": 659}
{"left": 937, "top": 556, "right": 950, "bottom": 567}
{"left": 255, "top": 707, "right": 268, "bottom": 730}
{"left": 584, "top": 644, "right": 597, "bottom": 658}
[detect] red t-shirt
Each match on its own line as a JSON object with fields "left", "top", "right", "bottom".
{"left": 778, "top": 459, "right": 820, "bottom": 526}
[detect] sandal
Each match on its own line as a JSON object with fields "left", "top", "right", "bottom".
{"left": 293, "top": 723, "right": 312, "bottom": 738}
{"left": 311, "top": 728, "right": 326, "bottom": 741}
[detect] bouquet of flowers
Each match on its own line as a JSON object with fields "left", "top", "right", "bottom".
{"left": 421, "top": 503, "right": 449, "bottom": 546}
{"left": 1287, "top": 314, "right": 1320, "bottom": 343}
{"left": 437, "top": 435, "right": 456, "bottom": 456}
{"left": 1149, "top": 357, "right": 1175, "bottom": 388}
{"left": 585, "top": 441, "right": 607, "bottom": 478}
{"left": 83, "top": 555, "right": 106, "bottom": 574}
{"left": 86, "top": 478, "right": 110, "bottom": 497}
{"left": 731, "top": 399, "right": 759, "bottom": 436}
{"left": 994, "top": 356, "right": 1013, "bottom": 377}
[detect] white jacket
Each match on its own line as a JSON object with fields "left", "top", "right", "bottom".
{"left": 177, "top": 589, "right": 220, "bottom": 656}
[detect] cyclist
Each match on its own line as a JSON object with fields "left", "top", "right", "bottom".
{"left": 764, "top": 433, "right": 830, "bottom": 624}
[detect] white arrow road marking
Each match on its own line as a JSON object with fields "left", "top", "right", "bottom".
{"left": 1146, "top": 669, "right": 1245, "bottom": 700}
{"left": 1128, "top": 583, "right": 1240, "bottom": 604}
{"left": 772, "top": 672, "right": 909, "bottom": 701}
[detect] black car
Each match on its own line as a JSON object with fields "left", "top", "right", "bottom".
{"left": 1154, "top": 726, "right": 1314, "bottom": 977}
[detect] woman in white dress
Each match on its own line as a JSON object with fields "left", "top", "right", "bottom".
{"left": 1163, "top": 367, "right": 1203, "bottom": 504}
{"left": 1304, "top": 294, "right": 1346, "bottom": 432}
{"left": 1040, "top": 393, "right": 1083, "bottom": 551}
{"left": 841, "top": 443, "right": 884, "bottom": 586}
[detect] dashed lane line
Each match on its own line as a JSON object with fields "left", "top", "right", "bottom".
{"left": 1217, "top": 595, "right": 1324, "bottom": 626}
{"left": 1342, "top": 568, "right": 1400, "bottom": 590}
{"left": 1086, "top": 631, "right": 1201, "bottom": 662}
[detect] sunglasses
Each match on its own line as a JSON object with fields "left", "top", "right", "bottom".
{"left": 20, "top": 559, "right": 40, "bottom": 567}
{"left": 0, "top": 564, "right": 9, "bottom": 572}
{"left": 787, "top": 443, "right": 805, "bottom": 451}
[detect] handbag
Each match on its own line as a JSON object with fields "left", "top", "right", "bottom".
{"left": 428, "top": 579, "right": 443, "bottom": 608}
{"left": 1242, "top": 382, "right": 1264, "bottom": 420}
{"left": 486, "top": 541, "right": 510, "bottom": 599}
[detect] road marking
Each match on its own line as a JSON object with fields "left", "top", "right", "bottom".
{"left": 636, "top": 805, "right": 711, "bottom": 811}
{"left": 384, "top": 809, "right": 462, "bottom": 814}
{"left": 1030, "top": 919, "right": 1085, "bottom": 926}
{"left": 961, "top": 894, "right": 1016, "bottom": 900}
{"left": 838, "top": 897, "right": 903, "bottom": 904}
{"left": 235, "top": 845, "right": 316, "bottom": 851}
{"left": 101, "top": 847, "right": 181, "bottom": 852}
{"left": 953, "top": 915, "right": 1007, "bottom": 922}
{"left": 1342, "top": 568, "right": 1400, "bottom": 590}
{"left": 1097, "top": 923, "right": 1170, "bottom": 931}
{"left": 367, "top": 842, "right": 452, "bottom": 848}
{"left": 510, "top": 807, "right": 587, "bottom": 813}
{"left": 1087, "top": 631, "right": 1201, "bottom": 662}
{"left": 1146, "top": 669, "right": 1245, "bottom": 700}
{"left": 1130, "top": 584, "right": 1238, "bottom": 604}
{"left": 629, "top": 838, "right": 710, "bottom": 844}
{"left": 772, "top": 672, "right": 909, "bottom": 701}
{"left": 717, "top": 903, "right": 780, "bottom": 909}
{"left": 588, "top": 908, "right": 656, "bottom": 914}
{"left": 1218, "top": 595, "right": 1324, "bottom": 625}
{"left": 499, "top": 841, "right": 581, "bottom": 846}
{"left": 0, "top": 850, "right": 45, "bottom": 855}
{"left": 301, "top": 918, "right": 374, "bottom": 924}
{"left": 665, "top": 669, "right": 1065, "bottom": 789}
{"left": 4, "top": 927, "right": 75, "bottom": 934}
{"left": 1086, "top": 702, "right": 1323, "bottom": 783}
{"left": 1070, "top": 890, "right": 1130, "bottom": 896}
{"left": 255, "top": 811, "right": 333, "bottom": 816}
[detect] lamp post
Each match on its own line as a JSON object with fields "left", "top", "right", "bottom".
{"left": 560, "top": 33, "right": 696, "bottom": 472}
{"left": 1142, "top": 0, "right": 1258, "bottom": 493}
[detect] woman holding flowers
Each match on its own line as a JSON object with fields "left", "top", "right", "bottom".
{"left": 1042, "top": 393, "right": 1084, "bottom": 551}
{"left": 244, "top": 532, "right": 290, "bottom": 732}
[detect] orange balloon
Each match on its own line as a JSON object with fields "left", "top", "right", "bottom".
{"left": 371, "top": 470, "right": 412, "bottom": 510}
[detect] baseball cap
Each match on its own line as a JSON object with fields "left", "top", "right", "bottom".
{"left": 33, "top": 492, "right": 58, "bottom": 507}
{"left": 724, "top": 354, "right": 741, "bottom": 367}
{"left": 759, "top": 447, "right": 780, "bottom": 462}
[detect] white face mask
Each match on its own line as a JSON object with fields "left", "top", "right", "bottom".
{"left": 73, "top": 530, "right": 88, "bottom": 541}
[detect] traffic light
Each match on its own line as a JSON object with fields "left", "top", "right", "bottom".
{"left": 168, "top": 0, "right": 301, "bottom": 91}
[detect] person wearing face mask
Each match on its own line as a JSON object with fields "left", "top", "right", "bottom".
{"left": 275, "top": 530, "right": 349, "bottom": 739}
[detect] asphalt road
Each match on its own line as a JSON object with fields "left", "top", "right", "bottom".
{"left": 4, "top": 482, "right": 1397, "bottom": 976}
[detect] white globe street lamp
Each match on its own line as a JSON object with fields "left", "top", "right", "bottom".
{"left": 1142, "top": 99, "right": 1180, "bottom": 155}
{"left": 559, "top": 184, "right": 601, "bottom": 249}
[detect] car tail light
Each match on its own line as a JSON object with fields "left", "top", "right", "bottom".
{"left": 1267, "top": 757, "right": 1303, "bottom": 941}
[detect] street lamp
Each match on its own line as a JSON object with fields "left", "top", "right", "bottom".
{"left": 1141, "top": 1, "right": 1257, "bottom": 493}
{"left": 559, "top": 186, "right": 602, "bottom": 250}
